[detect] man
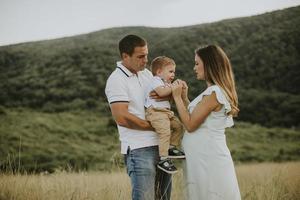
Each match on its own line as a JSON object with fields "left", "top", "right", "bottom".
{"left": 105, "top": 34, "right": 172, "bottom": 200}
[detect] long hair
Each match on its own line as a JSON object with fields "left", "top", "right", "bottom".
{"left": 195, "top": 45, "right": 239, "bottom": 117}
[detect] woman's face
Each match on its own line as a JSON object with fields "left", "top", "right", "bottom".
{"left": 194, "top": 54, "right": 205, "bottom": 80}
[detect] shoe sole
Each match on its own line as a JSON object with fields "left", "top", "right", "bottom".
{"left": 157, "top": 165, "right": 178, "bottom": 174}
{"left": 168, "top": 155, "right": 185, "bottom": 159}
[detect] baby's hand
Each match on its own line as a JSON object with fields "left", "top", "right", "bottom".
{"left": 165, "top": 83, "right": 172, "bottom": 87}
{"left": 173, "top": 79, "right": 188, "bottom": 99}
{"left": 174, "top": 79, "right": 188, "bottom": 89}
{"left": 171, "top": 81, "right": 183, "bottom": 98}
{"left": 181, "top": 80, "right": 188, "bottom": 89}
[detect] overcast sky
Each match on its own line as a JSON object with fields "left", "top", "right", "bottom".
{"left": 0, "top": 0, "right": 299, "bottom": 46}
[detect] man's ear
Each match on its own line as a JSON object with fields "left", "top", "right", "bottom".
{"left": 122, "top": 53, "right": 129, "bottom": 60}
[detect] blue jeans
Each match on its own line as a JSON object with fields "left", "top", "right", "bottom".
{"left": 124, "top": 145, "right": 172, "bottom": 200}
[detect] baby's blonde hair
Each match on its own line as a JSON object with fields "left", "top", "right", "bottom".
{"left": 150, "top": 56, "right": 175, "bottom": 76}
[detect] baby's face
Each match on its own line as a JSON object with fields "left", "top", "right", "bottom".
{"left": 158, "top": 64, "right": 176, "bottom": 83}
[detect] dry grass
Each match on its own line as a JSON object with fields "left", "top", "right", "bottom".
{"left": 0, "top": 162, "right": 299, "bottom": 200}
{"left": 237, "top": 162, "right": 300, "bottom": 200}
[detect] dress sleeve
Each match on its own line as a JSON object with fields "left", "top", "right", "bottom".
{"left": 202, "top": 85, "right": 232, "bottom": 115}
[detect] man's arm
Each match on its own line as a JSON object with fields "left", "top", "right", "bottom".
{"left": 110, "top": 102, "right": 153, "bottom": 131}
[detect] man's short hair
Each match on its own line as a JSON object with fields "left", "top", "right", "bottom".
{"left": 150, "top": 56, "right": 175, "bottom": 76}
{"left": 119, "top": 35, "right": 147, "bottom": 57}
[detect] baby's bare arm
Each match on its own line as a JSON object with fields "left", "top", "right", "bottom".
{"left": 154, "top": 85, "right": 172, "bottom": 97}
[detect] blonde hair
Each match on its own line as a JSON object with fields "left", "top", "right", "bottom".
{"left": 195, "top": 45, "right": 239, "bottom": 117}
{"left": 150, "top": 56, "right": 175, "bottom": 76}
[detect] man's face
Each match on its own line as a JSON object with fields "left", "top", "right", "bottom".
{"left": 123, "top": 45, "right": 148, "bottom": 73}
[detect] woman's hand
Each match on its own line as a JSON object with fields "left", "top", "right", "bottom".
{"left": 180, "top": 80, "right": 189, "bottom": 100}
{"left": 172, "top": 79, "right": 188, "bottom": 98}
{"left": 171, "top": 80, "right": 183, "bottom": 99}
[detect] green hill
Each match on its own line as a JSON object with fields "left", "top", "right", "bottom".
{"left": 0, "top": 7, "right": 300, "bottom": 173}
{"left": 0, "top": 6, "right": 299, "bottom": 127}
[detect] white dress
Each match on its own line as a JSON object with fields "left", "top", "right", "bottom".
{"left": 182, "top": 85, "right": 241, "bottom": 200}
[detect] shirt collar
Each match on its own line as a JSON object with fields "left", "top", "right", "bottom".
{"left": 154, "top": 75, "right": 167, "bottom": 83}
{"left": 116, "top": 61, "right": 134, "bottom": 77}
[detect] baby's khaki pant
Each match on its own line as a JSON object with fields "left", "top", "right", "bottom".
{"left": 145, "top": 107, "right": 184, "bottom": 157}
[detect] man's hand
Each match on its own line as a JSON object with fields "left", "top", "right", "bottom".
{"left": 110, "top": 102, "right": 154, "bottom": 131}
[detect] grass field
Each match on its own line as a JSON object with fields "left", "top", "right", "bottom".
{"left": 0, "top": 162, "right": 299, "bottom": 200}
{"left": 1, "top": 108, "right": 299, "bottom": 173}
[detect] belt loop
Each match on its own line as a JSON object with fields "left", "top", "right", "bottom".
{"left": 127, "top": 146, "right": 130, "bottom": 155}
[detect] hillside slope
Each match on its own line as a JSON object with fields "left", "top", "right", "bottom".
{"left": 0, "top": 6, "right": 299, "bottom": 127}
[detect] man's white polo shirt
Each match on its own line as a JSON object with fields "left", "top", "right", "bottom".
{"left": 105, "top": 61, "right": 158, "bottom": 154}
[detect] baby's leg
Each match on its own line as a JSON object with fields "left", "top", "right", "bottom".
{"left": 146, "top": 109, "right": 171, "bottom": 157}
{"left": 170, "top": 115, "right": 184, "bottom": 147}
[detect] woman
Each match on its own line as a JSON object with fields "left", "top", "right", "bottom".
{"left": 171, "top": 45, "right": 241, "bottom": 200}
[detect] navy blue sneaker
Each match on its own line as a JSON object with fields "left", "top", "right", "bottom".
{"left": 168, "top": 147, "right": 185, "bottom": 159}
{"left": 157, "top": 158, "right": 178, "bottom": 174}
